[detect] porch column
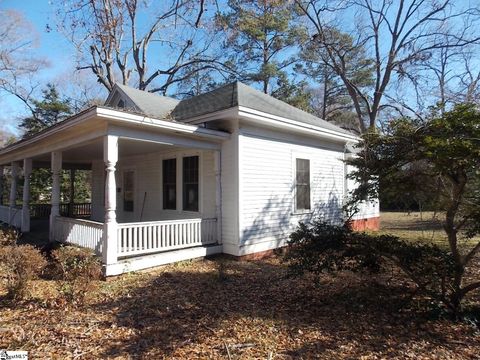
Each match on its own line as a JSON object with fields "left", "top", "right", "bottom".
{"left": 0, "top": 165, "right": 4, "bottom": 205}
{"left": 9, "top": 161, "right": 19, "bottom": 226}
{"left": 214, "top": 150, "right": 222, "bottom": 244}
{"left": 50, "top": 151, "right": 62, "bottom": 241}
{"left": 21, "top": 158, "right": 32, "bottom": 232}
{"left": 69, "top": 169, "right": 75, "bottom": 217}
{"left": 102, "top": 135, "right": 118, "bottom": 266}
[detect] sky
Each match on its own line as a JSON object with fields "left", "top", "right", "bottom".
{"left": 1, "top": 0, "right": 74, "bottom": 135}
{"left": 1, "top": 0, "right": 479, "bottom": 136}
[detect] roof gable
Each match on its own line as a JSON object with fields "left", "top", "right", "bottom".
{"left": 105, "top": 82, "right": 354, "bottom": 136}
{"left": 105, "top": 84, "right": 180, "bottom": 119}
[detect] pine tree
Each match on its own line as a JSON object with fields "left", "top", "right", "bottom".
{"left": 18, "top": 84, "right": 90, "bottom": 204}
{"left": 19, "top": 84, "right": 72, "bottom": 138}
{"left": 216, "top": 0, "right": 307, "bottom": 95}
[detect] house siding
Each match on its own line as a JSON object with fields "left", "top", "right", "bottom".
{"left": 237, "top": 126, "right": 347, "bottom": 255}
{"left": 219, "top": 126, "right": 240, "bottom": 254}
{"left": 91, "top": 160, "right": 104, "bottom": 222}
{"left": 346, "top": 163, "right": 380, "bottom": 221}
{"left": 90, "top": 148, "right": 217, "bottom": 224}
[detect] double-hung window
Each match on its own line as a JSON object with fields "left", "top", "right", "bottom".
{"left": 183, "top": 156, "right": 199, "bottom": 212}
{"left": 123, "top": 170, "right": 134, "bottom": 212}
{"left": 162, "top": 159, "right": 177, "bottom": 210}
{"left": 295, "top": 158, "right": 311, "bottom": 211}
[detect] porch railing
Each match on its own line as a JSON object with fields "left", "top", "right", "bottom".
{"left": 117, "top": 218, "right": 218, "bottom": 257}
{"left": 0, "top": 205, "right": 22, "bottom": 228}
{"left": 52, "top": 217, "right": 218, "bottom": 259}
{"left": 53, "top": 216, "right": 103, "bottom": 255}
{"left": 30, "top": 203, "right": 92, "bottom": 219}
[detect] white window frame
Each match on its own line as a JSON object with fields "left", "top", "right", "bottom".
{"left": 292, "top": 153, "right": 313, "bottom": 215}
{"left": 120, "top": 166, "right": 137, "bottom": 214}
{"left": 159, "top": 149, "right": 203, "bottom": 215}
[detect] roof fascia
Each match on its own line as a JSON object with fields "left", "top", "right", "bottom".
{"left": 237, "top": 106, "right": 359, "bottom": 143}
{"left": 96, "top": 107, "right": 230, "bottom": 141}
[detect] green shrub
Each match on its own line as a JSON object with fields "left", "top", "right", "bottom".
{"left": 0, "top": 245, "right": 47, "bottom": 300}
{"left": 284, "top": 220, "right": 456, "bottom": 311}
{"left": 52, "top": 246, "right": 102, "bottom": 305}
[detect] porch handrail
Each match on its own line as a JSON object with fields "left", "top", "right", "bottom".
{"left": 117, "top": 218, "right": 218, "bottom": 257}
{"left": 30, "top": 202, "right": 92, "bottom": 218}
{"left": 53, "top": 216, "right": 103, "bottom": 255}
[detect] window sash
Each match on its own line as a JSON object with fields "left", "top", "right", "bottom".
{"left": 123, "top": 170, "right": 134, "bottom": 212}
{"left": 295, "top": 158, "right": 311, "bottom": 210}
{"left": 183, "top": 156, "right": 199, "bottom": 212}
{"left": 162, "top": 159, "right": 177, "bottom": 210}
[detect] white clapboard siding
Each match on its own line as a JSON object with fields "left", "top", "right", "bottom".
{"left": 53, "top": 216, "right": 104, "bottom": 255}
{"left": 117, "top": 218, "right": 217, "bottom": 257}
{"left": 91, "top": 149, "right": 217, "bottom": 224}
{"left": 346, "top": 164, "right": 380, "bottom": 219}
{"left": 239, "top": 131, "right": 345, "bottom": 247}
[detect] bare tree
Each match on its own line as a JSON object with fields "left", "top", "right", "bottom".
{"left": 55, "top": 0, "right": 229, "bottom": 95}
{"left": 0, "top": 9, "right": 46, "bottom": 114}
{"left": 295, "top": 0, "right": 480, "bottom": 132}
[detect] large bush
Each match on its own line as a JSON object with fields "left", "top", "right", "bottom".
{"left": 0, "top": 245, "right": 47, "bottom": 300}
{"left": 346, "top": 104, "right": 480, "bottom": 313}
{"left": 52, "top": 246, "right": 102, "bottom": 305}
{"left": 285, "top": 221, "right": 457, "bottom": 311}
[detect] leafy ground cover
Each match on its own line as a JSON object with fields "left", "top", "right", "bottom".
{"left": 0, "top": 213, "right": 479, "bottom": 359}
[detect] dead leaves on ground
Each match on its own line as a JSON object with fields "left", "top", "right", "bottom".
{"left": 0, "top": 257, "right": 479, "bottom": 359}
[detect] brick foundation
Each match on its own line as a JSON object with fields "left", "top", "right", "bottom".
{"left": 349, "top": 216, "right": 380, "bottom": 231}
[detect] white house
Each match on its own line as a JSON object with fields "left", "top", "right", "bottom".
{"left": 0, "top": 82, "right": 379, "bottom": 276}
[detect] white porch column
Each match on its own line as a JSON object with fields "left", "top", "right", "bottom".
{"left": 21, "top": 158, "right": 32, "bottom": 232}
{"left": 9, "top": 162, "right": 19, "bottom": 226}
{"left": 50, "top": 151, "right": 62, "bottom": 241}
{"left": 213, "top": 150, "right": 222, "bottom": 244}
{"left": 102, "top": 135, "right": 118, "bottom": 266}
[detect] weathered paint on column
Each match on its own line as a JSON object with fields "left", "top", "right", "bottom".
{"left": 21, "top": 158, "right": 32, "bottom": 232}
{"left": 9, "top": 162, "right": 19, "bottom": 226}
{"left": 102, "top": 135, "right": 118, "bottom": 267}
{"left": 50, "top": 151, "right": 62, "bottom": 241}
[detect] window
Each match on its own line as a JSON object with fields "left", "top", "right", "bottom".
{"left": 163, "top": 158, "right": 176, "bottom": 210}
{"left": 183, "top": 156, "right": 199, "bottom": 212}
{"left": 117, "top": 99, "right": 125, "bottom": 108}
{"left": 295, "top": 158, "right": 311, "bottom": 211}
{"left": 123, "top": 170, "right": 134, "bottom": 212}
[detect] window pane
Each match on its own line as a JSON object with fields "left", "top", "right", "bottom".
{"left": 296, "top": 158, "right": 311, "bottom": 210}
{"left": 123, "top": 170, "right": 134, "bottom": 212}
{"left": 183, "top": 156, "right": 199, "bottom": 211}
{"left": 163, "top": 159, "right": 176, "bottom": 210}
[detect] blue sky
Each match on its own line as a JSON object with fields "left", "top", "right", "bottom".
{"left": 1, "top": 0, "right": 72, "bottom": 135}
{"left": 1, "top": 0, "right": 478, "bottom": 136}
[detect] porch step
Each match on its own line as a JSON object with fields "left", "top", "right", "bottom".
{"left": 104, "top": 244, "right": 223, "bottom": 276}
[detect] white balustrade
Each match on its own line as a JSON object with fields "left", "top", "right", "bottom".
{"left": 53, "top": 216, "right": 104, "bottom": 255}
{"left": 0, "top": 205, "right": 10, "bottom": 224}
{"left": 117, "top": 218, "right": 218, "bottom": 257}
{"left": 0, "top": 205, "right": 22, "bottom": 228}
{"left": 51, "top": 216, "right": 217, "bottom": 259}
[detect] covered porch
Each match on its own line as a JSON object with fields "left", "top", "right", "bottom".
{"left": 0, "top": 107, "right": 229, "bottom": 275}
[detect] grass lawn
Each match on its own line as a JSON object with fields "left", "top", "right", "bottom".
{"left": 0, "top": 212, "right": 479, "bottom": 359}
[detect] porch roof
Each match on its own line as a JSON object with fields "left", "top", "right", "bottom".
{"left": 0, "top": 106, "right": 230, "bottom": 166}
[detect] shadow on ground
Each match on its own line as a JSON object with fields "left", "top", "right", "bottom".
{"left": 92, "top": 257, "right": 478, "bottom": 358}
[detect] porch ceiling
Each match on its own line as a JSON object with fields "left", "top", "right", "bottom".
{"left": 31, "top": 138, "right": 181, "bottom": 167}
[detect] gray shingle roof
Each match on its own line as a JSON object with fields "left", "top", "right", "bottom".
{"left": 114, "top": 84, "right": 180, "bottom": 118}
{"left": 108, "top": 81, "right": 353, "bottom": 136}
